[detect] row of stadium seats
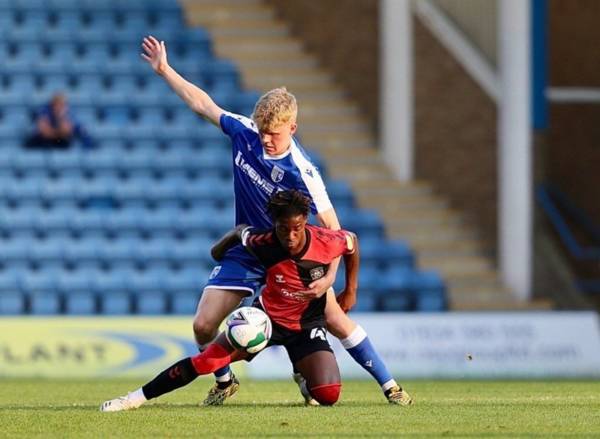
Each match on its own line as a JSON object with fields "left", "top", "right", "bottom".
{"left": 0, "top": 208, "right": 385, "bottom": 240}
{"left": 1, "top": 10, "right": 183, "bottom": 29}
{"left": 0, "top": 0, "right": 181, "bottom": 13}
{"left": 0, "top": 234, "right": 413, "bottom": 267}
{"left": 0, "top": 266, "right": 442, "bottom": 315}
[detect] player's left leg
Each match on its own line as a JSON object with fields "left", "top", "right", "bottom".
{"left": 323, "top": 289, "right": 413, "bottom": 405}
{"left": 294, "top": 350, "right": 341, "bottom": 406}
{"left": 100, "top": 334, "right": 247, "bottom": 412}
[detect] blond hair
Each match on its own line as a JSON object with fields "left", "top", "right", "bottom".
{"left": 252, "top": 87, "right": 298, "bottom": 131}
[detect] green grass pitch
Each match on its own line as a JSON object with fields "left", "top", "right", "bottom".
{"left": 1, "top": 378, "right": 599, "bottom": 438}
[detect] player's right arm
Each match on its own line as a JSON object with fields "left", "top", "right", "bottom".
{"left": 338, "top": 232, "right": 359, "bottom": 312}
{"left": 141, "top": 35, "right": 224, "bottom": 126}
{"left": 210, "top": 224, "right": 252, "bottom": 261}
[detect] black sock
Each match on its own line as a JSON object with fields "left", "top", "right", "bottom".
{"left": 216, "top": 379, "right": 232, "bottom": 390}
{"left": 142, "top": 357, "right": 199, "bottom": 400}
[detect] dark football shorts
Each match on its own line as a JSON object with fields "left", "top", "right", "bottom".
{"left": 249, "top": 300, "right": 333, "bottom": 364}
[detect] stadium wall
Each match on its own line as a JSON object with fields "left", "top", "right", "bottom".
{"left": 546, "top": 0, "right": 600, "bottom": 226}
{"left": 413, "top": 18, "right": 498, "bottom": 253}
{"left": 266, "top": 0, "right": 380, "bottom": 134}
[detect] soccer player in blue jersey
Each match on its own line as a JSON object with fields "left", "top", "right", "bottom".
{"left": 141, "top": 35, "right": 410, "bottom": 406}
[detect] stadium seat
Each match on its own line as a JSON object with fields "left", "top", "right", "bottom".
{"left": 65, "top": 291, "right": 96, "bottom": 314}
{"left": 101, "top": 291, "right": 131, "bottom": 314}
{"left": 375, "top": 268, "right": 415, "bottom": 311}
{"left": 30, "top": 292, "right": 61, "bottom": 315}
{"left": 413, "top": 271, "right": 447, "bottom": 311}
{"left": 0, "top": 291, "right": 25, "bottom": 314}
{"left": 171, "top": 291, "right": 199, "bottom": 315}
{"left": 135, "top": 291, "right": 167, "bottom": 315}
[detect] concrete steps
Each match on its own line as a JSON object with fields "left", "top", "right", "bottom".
{"left": 180, "top": 0, "right": 546, "bottom": 310}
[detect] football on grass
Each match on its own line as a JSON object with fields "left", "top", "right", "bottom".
{"left": 225, "top": 307, "right": 272, "bottom": 354}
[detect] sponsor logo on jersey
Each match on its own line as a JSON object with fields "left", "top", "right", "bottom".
{"left": 209, "top": 266, "right": 222, "bottom": 280}
{"left": 309, "top": 267, "right": 325, "bottom": 280}
{"left": 310, "top": 327, "right": 327, "bottom": 341}
{"left": 234, "top": 151, "right": 276, "bottom": 195}
{"left": 271, "top": 165, "right": 285, "bottom": 183}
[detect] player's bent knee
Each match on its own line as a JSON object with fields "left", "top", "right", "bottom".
{"left": 192, "top": 318, "right": 218, "bottom": 344}
{"left": 310, "top": 383, "right": 342, "bottom": 406}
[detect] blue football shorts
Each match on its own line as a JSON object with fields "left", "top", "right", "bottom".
{"left": 203, "top": 244, "right": 266, "bottom": 297}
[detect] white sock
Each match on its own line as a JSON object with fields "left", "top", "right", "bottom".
{"left": 215, "top": 371, "right": 232, "bottom": 383}
{"left": 128, "top": 388, "right": 147, "bottom": 407}
{"left": 381, "top": 379, "right": 398, "bottom": 393}
{"left": 340, "top": 325, "right": 367, "bottom": 349}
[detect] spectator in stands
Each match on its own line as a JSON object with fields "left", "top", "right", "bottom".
{"left": 24, "top": 93, "right": 94, "bottom": 149}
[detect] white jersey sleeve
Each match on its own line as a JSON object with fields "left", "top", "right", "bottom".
{"left": 290, "top": 145, "right": 333, "bottom": 214}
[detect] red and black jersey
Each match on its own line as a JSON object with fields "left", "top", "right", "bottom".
{"left": 243, "top": 224, "right": 355, "bottom": 331}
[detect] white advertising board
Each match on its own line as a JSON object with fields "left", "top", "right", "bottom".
{"left": 247, "top": 312, "right": 600, "bottom": 379}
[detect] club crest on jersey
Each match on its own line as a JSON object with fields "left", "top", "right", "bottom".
{"left": 309, "top": 267, "right": 325, "bottom": 280}
{"left": 275, "top": 274, "right": 285, "bottom": 283}
{"left": 271, "top": 165, "right": 285, "bottom": 183}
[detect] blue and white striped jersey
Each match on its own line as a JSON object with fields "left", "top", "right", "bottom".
{"left": 220, "top": 111, "right": 332, "bottom": 229}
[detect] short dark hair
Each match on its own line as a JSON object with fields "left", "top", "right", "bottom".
{"left": 266, "top": 190, "right": 311, "bottom": 221}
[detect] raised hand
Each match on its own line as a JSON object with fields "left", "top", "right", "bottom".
{"left": 141, "top": 35, "right": 169, "bottom": 75}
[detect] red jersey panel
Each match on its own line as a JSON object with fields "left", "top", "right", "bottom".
{"left": 244, "top": 224, "right": 354, "bottom": 331}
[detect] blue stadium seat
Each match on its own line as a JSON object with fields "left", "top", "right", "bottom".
{"left": 20, "top": 268, "right": 58, "bottom": 295}
{"left": 63, "top": 237, "right": 102, "bottom": 263}
{"left": 47, "top": 0, "right": 80, "bottom": 10}
{"left": 14, "top": 0, "right": 46, "bottom": 10}
{"left": 360, "top": 238, "right": 414, "bottom": 269}
{"left": 65, "top": 291, "right": 96, "bottom": 314}
{"left": 375, "top": 268, "right": 414, "bottom": 311}
{"left": 30, "top": 292, "right": 61, "bottom": 314}
{"left": 0, "top": 269, "right": 20, "bottom": 293}
{"left": 326, "top": 180, "right": 353, "bottom": 208}
{"left": 102, "top": 291, "right": 131, "bottom": 315}
{"left": 97, "top": 237, "right": 136, "bottom": 262}
{"left": 27, "top": 236, "right": 64, "bottom": 263}
{"left": 0, "top": 206, "right": 30, "bottom": 232}
{"left": 0, "top": 291, "right": 25, "bottom": 314}
{"left": 133, "top": 238, "right": 170, "bottom": 264}
{"left": 163, "top": 265, "right": 206, "bottom": 293}
{"left": 139, "top": 208, "right": 177, "bottom": 232}
{"left": 169, "top": 237, "right": 212, "bottom": 264}
{"left": 35, "top": 205, "right": 74, "bottom": 232}
{"left": 51, "top": 10, "right": 84, "bottom": 30}
{"left": 69, "top": 209, "right": 105, "bottom": 232}
{"left": 337, "top": 208, "right": 384, "bottom": 239}
{"left": 171, "top": 290, "right": 199, "bottom": 315}
{"left": 413, "top": 271, "right": 447, "bottom": 311}
{"left": 103, "top": 208, "right": 141, "bottom": 232}
{"left": 91, "top": 267, "right": 130, "bottom": 294}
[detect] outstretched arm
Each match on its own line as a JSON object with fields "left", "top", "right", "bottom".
{"left": 141, "top": 35, "right": 224, "bottom": 126}
{"left": 211, "top": 224, "right": 251, "bottom": 261}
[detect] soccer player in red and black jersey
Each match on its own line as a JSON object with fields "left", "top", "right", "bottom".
{"left": 101, "top": 190, "right": 384, "bottom": 411}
